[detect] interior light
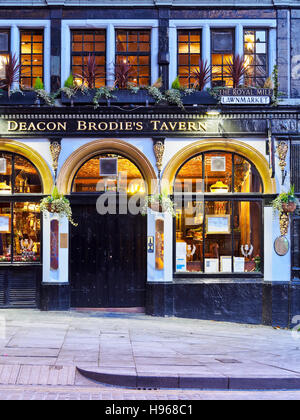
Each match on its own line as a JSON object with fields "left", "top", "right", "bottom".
{"left": 206, "top": 108, "right": 221, "bottom": 116}
{"left": 210, "top": 180, "right": 229, "bottom": 193}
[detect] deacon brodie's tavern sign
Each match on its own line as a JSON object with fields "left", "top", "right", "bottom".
{"left": 0, "top": 109, "right": 298, "bottom": 138}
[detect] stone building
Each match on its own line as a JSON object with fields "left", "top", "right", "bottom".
{"left": 0, "top": 0, "right": 299, "bottom": 326}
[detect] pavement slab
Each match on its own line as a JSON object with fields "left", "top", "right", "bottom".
{"left": 0, "top": 309, "right": 299, "bottom": 390}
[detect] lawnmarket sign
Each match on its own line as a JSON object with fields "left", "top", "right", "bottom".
{"left": 219, "top": 88, "right": 272, "bottom": 105}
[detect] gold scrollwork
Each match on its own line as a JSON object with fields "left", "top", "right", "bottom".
{"left": 279, "top": 211, "right": 290, "bottom": 236}
{"left": 50, "top": 140, "right": 61, "bottom": 179}
{"left": 277, "top": 140, "right": 288, "bottom": 185}
{"left": 153, "top": 140, "right": 165, "bottom": 175}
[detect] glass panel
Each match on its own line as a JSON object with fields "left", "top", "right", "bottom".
{"left": 234, "top": 155, "right": 262, "bottom": 193}
{"left": 0, "top": 153, "right": 12, "bottom": 194}
{"left": 0, "top": 54, "right": 8, "bottom": 79}
{"left": 14, "top": 156, "right": 42, "bottom": 193}
{"left": 204, "top": 201, "right": 232, "bottom": 273}
{"left": 175, "top": 200, "right": 204, "bottom": 273}
{"left": 0, "top": 32, "right": 9, "bottom": 52}
{"left": 20, "top": 31, "right": 43, "bottom": 88}
{"left": 73, "top": 154, "right": 144, "bottom": 193}
{"left": 175, "top": 155, "right": 203, "bottom": 194}
{"left": 212, "top": 31, "right": 234, "bottom": 53}
{"left": 0, "top": 203, "right": 11, "bottom": 262}
{"left": 204, "top": 152, "right": 232, "bottom": 193}
{"left": 13, "top": 202, "right": 40, "bottom": 263}
{"left": 233, "top": 201, "right": 262, "bottom": 273}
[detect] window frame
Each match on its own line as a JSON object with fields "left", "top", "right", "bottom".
{"left": 177, "top": 29, "right": 202, "bottom": 89}
{"left": 0, "top": 152, "right": 43, "bottom": 266}
{"left": 210, "top": 28, "right": 235, "bottom": 88}
{"left": 173, "top": 151, "right": 264, "bottom": 278}
{"left": 243, "top": 27, "right": 269, "bottom": 88}
{"left": 115, "top": 28, "right": 151, "bottom": 87}
{"left": 71, "top": 29, "right": 106, "bottom": 88}
{"left": 20, "top": 29, "right": 44, "bottom": 89}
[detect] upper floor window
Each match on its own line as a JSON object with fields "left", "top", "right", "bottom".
{"left": 20, "top": 30, "right": 43, "bottom": 89}
{"left": 244, "top": 29, "right": 267, "bottom": 87}
{"left": 116, "top": 29, "right": 150, "bottom": 86}
{"left": 177, "top": 30, "right": 201, "bottom": 88}
{"left": 0, "top": 30, "right": 9, "bottom": 80}
{"left": 71, "top": 30, "right": 106, "bottom": 88}
{"left": 211, "top": 29, "right": 234, "bottom": 87}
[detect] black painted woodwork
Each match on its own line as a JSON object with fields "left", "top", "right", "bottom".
{"left": 70, "top": 202, "right": 147, "bottom": 308}
{"left": 0, "top": 265, "right": 41, "bottom": 308}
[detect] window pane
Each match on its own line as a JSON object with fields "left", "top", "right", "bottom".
{"left": 115, "top": 29, "right": 150, "bottom": 87}
{"left": 212, "top": 31, "right": 234, "bottom": 53}
{"left": 20, "top": 30, "right": 44, "bottom": 88}
{"left": 234, "top": 155, "right": 262, "bottom": 193}
{"left": 0, "top": 32, "right": 9, "bottom": 52}
{"left": 205, "top": 152, "right": 232, "bottom": 193}
{"left": 244, "top": 29, "right": 267, "bottom": 87}
{"left": 178, "top": 30, "right": 201, "bottom": 89}
{"left": 204, "top": 201, "right": 232, "bottom": 273}
{"left": 13, "top": 202, "right": 40, "bottom": 263}
{"left": 233, "top": 201, "right": 262, "bottom": 273}
{"left": 0, "top": 203, "right": 11, "bottom": 263}
{"left": 0, "top": 54, "right": 8, "bottom": 79}
{"left": 14, "top": 156, "right": 42, "bottom": 194}
{"left": 73, "top": 154, "right": 144, "bottom": 193}
{"left": 0, "top": 153, "right": 12, "bottom": 194}
{"left": 175, "top": 200, "right": 204, "bottom": 273}
{"left": 175, "top": 155, "right": 203, "bottom": 193}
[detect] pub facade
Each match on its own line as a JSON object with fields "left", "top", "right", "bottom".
{"left": 0, "top": 0, "right": 299, "bottom": 327}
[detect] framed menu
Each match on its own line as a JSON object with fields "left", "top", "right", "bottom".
{"left": 220, "top": 256, "right": 232, "bottom": 272}
{"left": 205, "top": 258, "right": 219, "bottom": 273}
{"left": 234, "top": 257, "right": 245, "bottom": 272}
{"left": 206, "top": 215, "right": 231, "bottom": 234}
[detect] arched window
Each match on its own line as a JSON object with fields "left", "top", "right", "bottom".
{"left": 0, "top": 152, "right": 42, "bottom": 264}
{"left": 174, "top": 151, "right": 263, "bottom": 276}
{"left": 72, "top": 153, "right": 145, "bottom": 194}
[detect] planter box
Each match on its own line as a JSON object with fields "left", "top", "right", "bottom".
{"left": 0, "top": 91, "right": 38, "bottom": 105}
{"left": 60, "top": 89, "right": 106, "bottom": 105}
{"left": 112, "top": 89, "right": 155, "bottom": 105}
{"left": 61, "top": 89, "right": 155, "bottom": 106}
{"left": 182, "top": 90, "right": 218, "bottom": 105}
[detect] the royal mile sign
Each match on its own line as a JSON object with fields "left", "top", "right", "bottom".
{"left": 219, "top": 88, "right": 273, "bottom": 105}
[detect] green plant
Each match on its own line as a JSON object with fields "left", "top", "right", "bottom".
{"left": 93, "top": 86, "right": 116, "bottom": 108}
{"left": 142, "top": 190, "right": 176, "bottom": 217}
{"left": 33, "top": 78, "right": 55, "bottom": 106}
{"left": 164, "top": 88, "right": 184, "bottom": 109}
{"left": 191, "top": 59, "right": 211, "bottom": 91}
{"left": 171, "top": 76, "right": 181, "bottom": 90}
{"left": 271, "top": 185, "right": 300, "bottom": 216}
{"left": 40, "top": 186, "right": 78, "bottom": 226}
{"left": 146, "top": 85, "right": 164, "bottom": 104}
{"left": 64, "top": 74, "right": 75, "bottom": 88}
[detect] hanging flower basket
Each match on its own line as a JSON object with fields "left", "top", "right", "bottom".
{"left": 40, "top": 187, "right": 78, "bottom": 226}
{"left": 271, "top": 185, "right": 299, "bottom": 216}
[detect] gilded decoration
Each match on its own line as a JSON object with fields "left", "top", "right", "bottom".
{"left": 280, "top": 211, "right": 290, "bottom": 237}
{"left": 50, "top": 139, "right": 62, "bottom": 179}
{"left": 153, "top": 139, "right": 165, "bottom": 176}
{"left": 276, "top": 141, "right": 288, "bottom": 185}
